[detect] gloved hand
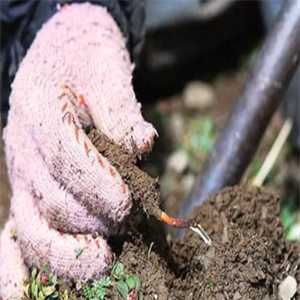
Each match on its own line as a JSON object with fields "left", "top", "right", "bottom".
{"left": 0, "top": 3, "right": 156, "bottom": 298}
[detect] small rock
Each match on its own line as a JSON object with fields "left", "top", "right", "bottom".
{"left": 183, "top": 81, "right": 215, "bottom": 110}
{"left": 279, "top": 275, "right": 297, "bottom": 300}
{"left": 233, "top": 291, "right": 242, "bottom": 300}
{"left": 215, "top": 293, "right": 225, "bottom": 300}
{"left": 167, "top": 150, "right": 189, "bottom": 174}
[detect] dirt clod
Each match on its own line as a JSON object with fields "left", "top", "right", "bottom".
{"left": 89, "top": 129, "right": 162, "bottom": 219}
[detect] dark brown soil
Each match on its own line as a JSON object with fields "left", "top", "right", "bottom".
{"left": 89, "top": 129, "right": 162, "bottom": 220}
{"left": 87, "top": 130, "right": 299, "bottom": 300}
{"left": 168, "top": 186, "right": 300, "bottom": 300}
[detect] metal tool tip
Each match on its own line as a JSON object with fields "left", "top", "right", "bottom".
{"left": 190, "top": 224, "right": 212, "bottom": 246}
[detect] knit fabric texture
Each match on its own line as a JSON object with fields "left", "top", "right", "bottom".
{"left": 0, "top": 3, "right": 156, "bottom": 298}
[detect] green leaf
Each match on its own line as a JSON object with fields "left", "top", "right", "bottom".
{"left": 117, "top": 281, "right": 128, "bottom": 299}
{"left": 75, "top": 247, "right": 83, "bottom": 259}
{"left": 63, "top": 289, "right": 69, "bottom": 300}
{"left": 42, "top": 286, "right": 56, "bottom": 296}
{"left": 148, "top": 242, "right": 154, "bottom": 259}
{"left": 95, "top": 288, "right": 105, "bottom": 300}
{"left": 138, "top": 291, "right": 143, "bottom": 300}
{"left": 111, "top": 262, "right": 125, "bottom": 280}
{"left": 126, "top": 275, "right": 136, "bottom": 290}
{"left": 36, "top": 273, "right": 41, "bottom": 290}
{"left": 22, "top": 280, "right": 30, "bottom": 298}
{"left": 51, "top": 291, "right": 59, "bottom": 298}
{"left": 31, "top": 280, "right": 38, "bottom": 298}
{"left": 38, "top": 291, "right": 45, "bottom": 300}
{"left": 134, "top": 275, "right": 141, "bottom": 290}
{"left": 99, "top": 276, "right": 111, "bottom": 288}
{"left": 31, "top": 268, "right": 38, "bottom": 279}
{"left": 50, "top": 274, "right": 57, "bottom": 286}
{"left": 43, "top": 266, "right": 49, "bottom": 274}
{"left": 82, "top": 284, "right": 91, "bottom": 299}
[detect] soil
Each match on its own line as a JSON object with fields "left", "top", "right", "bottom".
{"left": 87, "top": 130, "right": 300, "bottom": 300}
{"left": 88, "top": 129, "right": 164, "bottom": 221}
{"left": 110, "top": 186, "right": 299, "bottom": 300}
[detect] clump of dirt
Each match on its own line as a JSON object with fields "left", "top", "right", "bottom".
{"left": 88, "top": 129, "right": 162, "bottom": 220}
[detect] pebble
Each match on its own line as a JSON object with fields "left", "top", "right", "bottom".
{"left": 233, "top": 291, "right": 242, "bottom": 300}
{"left": 278, "top": 275, "right": 297, "bottom": 300}
{"left": 167, "top": 150, "right": 189, "bottom": 174}
{"left": 183, "top": 81, "right": 215, "bottom": 110}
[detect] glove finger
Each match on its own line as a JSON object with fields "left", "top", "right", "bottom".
{"left": 11, "top": 187, "right": 112, "bottom": 281}
{"left": 0, "top": 217, "right": 29, "bottom": 299}
{"left": 42, "top": 3, "right": 157, "bottom": 153}
{"left": 6, "top": 64, "right": 131, "bottom": 227}
{"left": 26, "top": 136, "right": 112, "bottom": 236}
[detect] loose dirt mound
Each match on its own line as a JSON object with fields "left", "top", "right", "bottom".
{"left": 88, "top": 130, "right": 299, "bottom": 300}
{"left": 109, "top": 186, "right": 298, "bottom": 300}
{"left": 168, "top": 186, "right": 299, "bottom": 300}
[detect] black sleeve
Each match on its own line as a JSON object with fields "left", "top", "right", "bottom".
{"left": 1, "top": 1, "right": 39, "bottom": 125}
{"left": 119, "top": 1, "right": 145, "bottom": 66}
{"left": 0, "top": 0, "right": 145, "bottom": 126}
{"left": 1, "top": 1, "right": 37, "bottom": 24}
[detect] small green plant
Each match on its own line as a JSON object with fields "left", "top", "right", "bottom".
{"left": 81, "top": 262, "right": 142, "bottom": 300}
{"left": 22, "top": 266, "right": 59, "bottom": 300}
{"left": 111, "top": 262, "right": 142, "bottom": 300}
{"left": 83, "top": 277, "right": 111, "bottom": 300}
{"left": 148, "top": 242, "right": 154, "bottom": 259}
{"left": 207, "top": 281, "right": 215, "bottom": 291}
{"left": 63, "top": 289, "right": 69, "bottom": 300}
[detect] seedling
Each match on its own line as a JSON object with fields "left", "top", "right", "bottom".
{"left": 111, "top": 262, "right": 143, "bottom": 300}
{"left": 81, "top": 261, "right": 143, "bottom": 300}
{"left": 148, "top": 242, "right": 154, "bottom": 259}
{"left": 207, "top": 281, "right": 215, "bottom": 291}
{"left": 22, "top": 266, "right": 59, "bottom": 300}
{"left": 82, "top": 277, "right": 111, "bottom": 300}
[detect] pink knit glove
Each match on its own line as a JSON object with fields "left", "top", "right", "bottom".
{"left": 0, "top": 3, "right": 156, "bottom": 298}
